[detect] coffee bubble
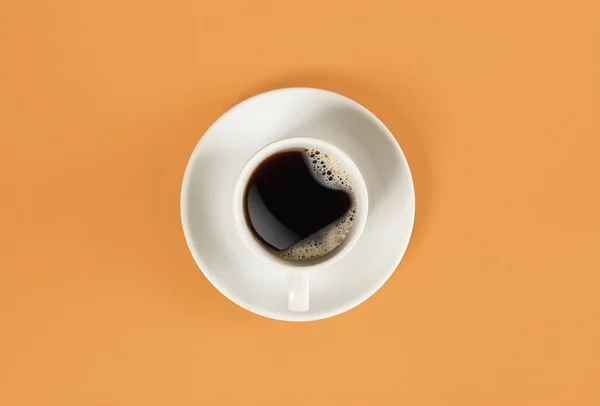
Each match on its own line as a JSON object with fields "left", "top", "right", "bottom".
{"left": 277, "top": 149, "right": 355, "bottom": 260}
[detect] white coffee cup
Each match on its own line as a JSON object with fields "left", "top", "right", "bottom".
{"left": 232, "top": 137, "right": 369, "bottom": 312}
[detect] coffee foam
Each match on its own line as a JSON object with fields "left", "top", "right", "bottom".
{"left": 277, "top": 148, "right": 356, "bottom": 261}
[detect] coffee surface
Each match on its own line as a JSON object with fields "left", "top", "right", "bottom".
{"left": 244, "top": 149, "right": 355, "bottom": 260}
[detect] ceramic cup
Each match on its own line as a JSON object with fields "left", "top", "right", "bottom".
{"left": 232, "top": 137, "right": 369, "bottom": 312}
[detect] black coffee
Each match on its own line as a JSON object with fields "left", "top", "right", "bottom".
{"left": 244, "top": 148, "right": 356, "bottom": 261}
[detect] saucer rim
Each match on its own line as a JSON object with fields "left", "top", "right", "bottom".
{"left": 180, "top": 87, "right": 415, "bottom": 321}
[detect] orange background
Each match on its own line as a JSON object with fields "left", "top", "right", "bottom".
{"left": 1, "top": 1, "right": 599, "bottom": 405}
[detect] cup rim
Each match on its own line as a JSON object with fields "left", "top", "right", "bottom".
{"left": 232, "top": 137, "right": 369, "bottom": 271}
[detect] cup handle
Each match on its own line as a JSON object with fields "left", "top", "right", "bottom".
{"left": 288, "top": 272, "right": 309, "bottom": 312}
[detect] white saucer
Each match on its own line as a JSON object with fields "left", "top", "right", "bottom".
{"left": 181, "top": 88, "right": 415, "bottom": 321}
